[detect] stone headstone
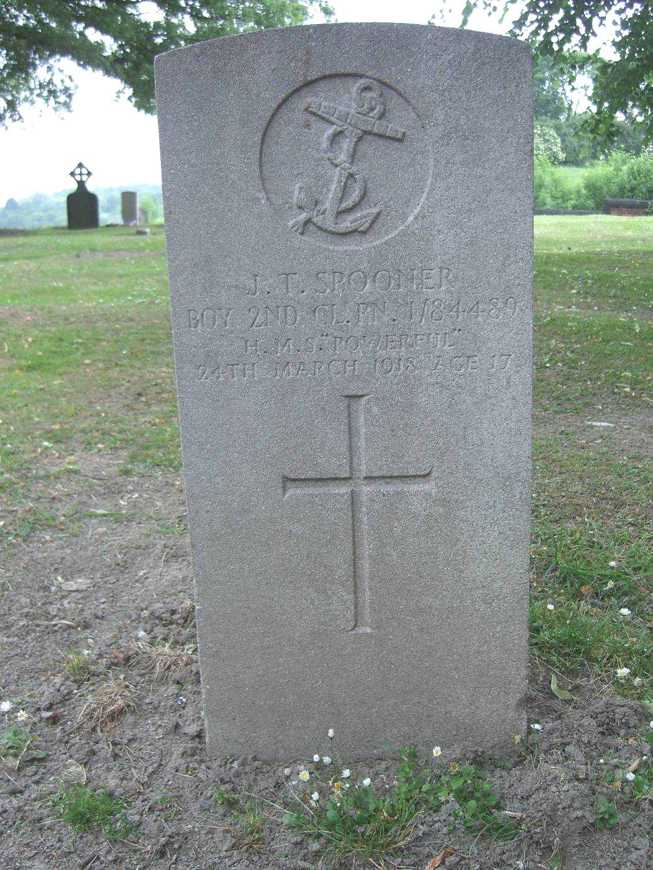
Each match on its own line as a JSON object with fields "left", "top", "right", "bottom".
{"left": 156, "top": 23, "right": 532, "bottom": 761}
{"left": 121, "top": 190, "right": 139, "bottom": 225}
{"left": 66, "top": 162, "right": 99, "bottom": 229}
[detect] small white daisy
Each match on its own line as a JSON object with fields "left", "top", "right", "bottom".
{"left": 311, "top": 791, "right": 319, "bottom": 802}
{"left": 341, "top": 768, "right": 351, "bottom": 779}
{"left": 625, "top": 771, "right": 635, "bottom": 782}
{"left": 322, "top": 755, "right": 332, "bottom": 765}
{"left": 298, "top": 769, "right": 310, "bottom": 782}
{"left": 530, "top": 723, "right": 543, "bottom": 732}
{"left": 15, "top": 710, "right": 29, "bottom": 722}
{"left": 313, "top": 754, "right": 320, "bottom": 763}
{"left": 361, "top": 777, "right": 371, "bottom": 787}
{"left": 615, "top": 667, "right": 631, "bottom": 679}
{"left": 0, "top": 701, "right": 13, "bottom": 713}
{"left": 619, "top": 607, "right": 632, "bottom": 616}
{"left": 608, "top": 560, "right": 618, "bottom": 568}
{"left": 327, "top": 728, "right": 335, "bottom": 739}
{"left": 546, "top": 603, "right": 555, "bottom": 611}
{"left": 432, "top": 745, "right": 442, "bottom": 757}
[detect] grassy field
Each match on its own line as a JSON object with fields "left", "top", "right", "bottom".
{"left": 1, "top": 217, "right": 651, "bottom": 699}
{"left": 0, "top": 216, "right": 651, "bottom": 867}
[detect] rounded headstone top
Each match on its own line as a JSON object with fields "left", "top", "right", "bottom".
{"left": 155, "top": 22, "right": 530, "bottom": 65}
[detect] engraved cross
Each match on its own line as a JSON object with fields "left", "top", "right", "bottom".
{"left": 283, "top": 395, "right": 434, "bottom": 633}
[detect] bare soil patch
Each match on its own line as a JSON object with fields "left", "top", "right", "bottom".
{"left": 1, "top": 446, "right": 650, "bottom": 869}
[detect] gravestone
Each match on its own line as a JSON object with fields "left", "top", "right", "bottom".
{"left": 66, "top": 162, "right": 99, "bottom": 229}
{"left": 603, "top": 197, "right": 650, "bottom": 216}
{"left": 156, "top": 23, "right": 532, "bottom": 760}
{"left": 121, "top": 190, "right": 139, "bottom": 225}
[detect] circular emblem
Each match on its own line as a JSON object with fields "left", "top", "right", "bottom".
{"left": 260, "top": 74, "right": 432, "bottom": 249}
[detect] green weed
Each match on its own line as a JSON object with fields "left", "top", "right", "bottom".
{"left": 213, "top": 785, "right": 240, "bottom": 810}
{"left": 630, "top": 761, "right": 653, "bottom": 802}
{"left": 212, "top": 788, "right": 266, "bottom": 850}
{"left": 151, "top": 792, "right": 181, "bottom": 820}
{"left": 53, "top": 783, "right": 135, "bottom": 841}
{"left": 594, "top": 797, "right": 619, "bottom": 830}
{"left": 0, "top": 725, "right": 48, "bottom": 769}
{"left": 440, "top": 762, "right": 520, "bottom": 841}
{"left": 0, "top": 725, "right": 31, "bottom": 758}
{"left": 63, "top": 649, "right": 94, "bottom": 683}
{"left": 283, "top": 748, "right": 517, "bottom": 865}
{"left": 234, "top": 801, "right": 267, "bottom": 850}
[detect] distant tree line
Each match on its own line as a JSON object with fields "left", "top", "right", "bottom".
{"left": 464, "top": 0, "right": 652, "bottom": 144}
{"left": 535, "top": 152, "right": 653, "bottom": 210}
{"left": 532, "top": 52, "right": 652, "bottom": 211}
{"left": 0, "top": 185, "right": 163, "bottom": 229}
{"left": 533, "top": 54, "right": 649, "bottom": 166}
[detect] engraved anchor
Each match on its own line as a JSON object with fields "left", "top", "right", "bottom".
{"left": 290, "top": 79, "right": 407, "bottom": 236}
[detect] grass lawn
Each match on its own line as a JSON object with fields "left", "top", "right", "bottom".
{"left": 0, "top": 217, "right": 651, "bottom": 866}
{"left": 1, "top": 217, "right": 651, "bottom": 696}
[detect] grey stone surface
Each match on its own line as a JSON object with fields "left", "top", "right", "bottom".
{"left": 121, "top": 190, "right": 139, "bottom": 225}
{"left": 156, "top": 23, "right": 532, "bottom": 761}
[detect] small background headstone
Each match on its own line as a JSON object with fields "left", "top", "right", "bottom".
{"left": 603, "top": 198, "right": 650, "bottom": 216}
{"left": 121, "top": 191, "right": 139, "bottom": 225}
{"left": 66, "top": 162, "right": 99, "bottom": 230}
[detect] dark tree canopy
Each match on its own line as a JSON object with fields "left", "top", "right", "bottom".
{"left": 532, "top": 51, "right": 647, "bottom": 163}
{"left": 463, "top": 0, "right": 652, "bottom": 141}
{"left": 533, "top": 52, "right": 579, "bottom": 123}
{"left": 0, "top": 0, "right": 330, "bottom": 125}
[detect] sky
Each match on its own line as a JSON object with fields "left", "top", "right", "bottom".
{"left": 0, "top": 1, "right": 514, "bottom": 202}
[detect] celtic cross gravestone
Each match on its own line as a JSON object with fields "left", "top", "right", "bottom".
{"left": 156, "top": 23, "right": 532, "bottom": 760}
{"left": 66, "top": 162, "right": 99, "bottom": 230}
